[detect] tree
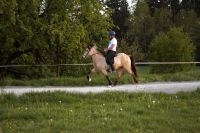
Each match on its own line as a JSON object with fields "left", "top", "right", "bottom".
{"left": 149, "top": 27, "right": 195, "bottom": 73}
{"left": 127, "top": 0, "right": 154, "bottom": 55}
{"left": 181, "top": 0, "right": 200, "bottom": 16}
{"left": 176, "top": 10, "right": 198, "bottom": 33}
{"left": 191, "top": 21, "right": 200, "bottom": 62}
{"left": 148, "top": 0, "right": 181, "bottom": 21}
{"left": 106, "top": 0, "right": 130, "bottom": 40}
{"left": 0, "top": 0, "right": 113, "bottom": 78}
{"left": 0, "top": 0, "right": 46, "bottom": 78}
{"left": 153, "top": 8, "right": 172, "bottom": 33}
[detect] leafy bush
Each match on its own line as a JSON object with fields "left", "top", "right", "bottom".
{"left": 149, "top": 27, "right": 195, "bottom": 73}
{"left": 119, "top": 39, "right": 145, "bottom": 61}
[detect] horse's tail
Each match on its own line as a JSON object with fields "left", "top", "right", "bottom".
{"left": 129, "top": 55, "right": 137, "bottom": 77}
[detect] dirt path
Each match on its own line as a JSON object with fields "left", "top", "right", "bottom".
{"left": 1, "top": 81, "right": 200, "bottom": 95}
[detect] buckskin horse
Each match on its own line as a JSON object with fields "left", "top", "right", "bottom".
{"left": 83, "top": 44, "right": 138, "bottom": 86}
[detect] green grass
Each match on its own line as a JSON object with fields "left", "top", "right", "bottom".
{"left": 1, "top": 66, "right": 200, "bottom": 86}
{"left": 0, "top": 90, "right": 200, "bottom": 132}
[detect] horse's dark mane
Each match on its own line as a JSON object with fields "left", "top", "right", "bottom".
{"left": 87, "top": 44, "right": 106, "bottom": 57}
{"left": 87, "top": 44, "right": 94, "bottom": 49}
{"left": 96, "top": 47, "right": 106, "bottom": 57}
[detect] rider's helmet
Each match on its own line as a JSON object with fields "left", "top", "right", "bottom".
{"left": 109, "top": 31, "right": 116, "bottom": 36}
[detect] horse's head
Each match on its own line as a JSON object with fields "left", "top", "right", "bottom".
{"left": 83, "top": 44, "right": 97, "bottom": 59}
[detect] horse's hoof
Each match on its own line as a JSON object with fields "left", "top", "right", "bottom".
{"left": 87, "top": 75, "right": 91, "bottom": 82}
{"left": 89, "top": 78, "right": 92, "bottom": 82}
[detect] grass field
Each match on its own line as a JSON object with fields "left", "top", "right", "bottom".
{"left": 0, "top": 90, "right": 200, "bottom": 132}
{"left": 1, "top": 66, "right": 200, "bottom": 86}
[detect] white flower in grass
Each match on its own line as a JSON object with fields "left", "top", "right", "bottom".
{"left": 104, "top": 117, "right": 108, "bottom": 121}
{"left": 120, "top": 108, "right": 123, "bottom": 111}
{"left": 152, "top": 100, "right": 156, "bottom": 104}
{"left": 175, "top": 96, "right": 179, "bottom": 102}
{"left": 25, "top": 107, "right": 28, "bottom": 110}
{"left": 69, "top": 109, "right": 73, "bottom": 112}
{"left": 59, "top": 101, "right": 62, "bottom": 104}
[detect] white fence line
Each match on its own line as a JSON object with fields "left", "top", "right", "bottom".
{"left": 0, "top": 63, "right": 93, "bottom": 68}
{"left": 0, "top": 62, "right": 200, "bottom": 68}
{"left": 135, "top": 62, "right": 200, "bottom": 65}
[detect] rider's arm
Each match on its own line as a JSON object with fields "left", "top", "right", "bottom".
{"left": 104, "top": 44, "right": 116, "bottom": 52}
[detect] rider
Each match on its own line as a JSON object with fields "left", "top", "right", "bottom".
{"left": 104, "top": 31, "right": 117, "bottom": 72}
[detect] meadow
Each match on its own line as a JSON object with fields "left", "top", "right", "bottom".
{"left": 0, "top": 90, "right": 200, "bottom": 132}
{"left": 1, "top": 66, "right": 200, "bottom": 132}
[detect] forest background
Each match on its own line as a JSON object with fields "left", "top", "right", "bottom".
{"left": 1, "top": 0, "right": 200, "bottom": 78}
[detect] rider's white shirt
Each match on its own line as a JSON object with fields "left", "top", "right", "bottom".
{"left": 108, "top": 37, "right": 117, "bottom": 51}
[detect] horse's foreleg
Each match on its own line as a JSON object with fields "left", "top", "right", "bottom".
{"left": 87, "top": 68, "right": 96, "bottom": 82}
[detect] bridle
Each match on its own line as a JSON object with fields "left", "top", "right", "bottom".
{"left": 83, "top": 48, "right": 90, "bottom": 58}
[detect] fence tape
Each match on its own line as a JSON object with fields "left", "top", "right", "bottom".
{"left": 135, "top": 62, "right": 200, "bottom": 65}
{"left": 0, "top": 62, "right": 200, "bottom": 68}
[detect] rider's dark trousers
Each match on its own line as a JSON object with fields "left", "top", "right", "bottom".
{"left": 106, "top": 50, "right": 116, "bottom": 71}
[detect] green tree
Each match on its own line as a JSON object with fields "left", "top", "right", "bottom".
{"left": 127, "top": 0, "right": 154, "bottom": 55}
{"left": 0, "top": 0, "right": 46, "bottom": 78}
{"left": 148, "top": 0, "right": 181, "bottom": 21}
{"left": 191, "top": 21, "right": 200, "bottom": 62}
{"left": 149, "top": 27, "right": 195, "bottom": 73}
{"left": 181, "top": 0, "right": 200, "bottom": 16}
{"left": 0, "top": 0, "right": 112, "bottom": 78}
{"left": 153, "top": 8, "right": 172, "bottom": 33}
{"left": 176, "top": 10, "right": 198, "bottom": 33}
{"left": 106, "top": 0, "right": 130, "bottom": 40}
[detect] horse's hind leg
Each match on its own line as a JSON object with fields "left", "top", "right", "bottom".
{"left": 114, "top": 69, "right": 123, "bottom": 86}
{"left": 132, "top": 74, "right": 138, "bottom": 83}
{"left": 125, "top": 66, "right": 138, "bottom": 84}
{"left": 106, "top": 76, "right": 113, "bottom": 86}
{"left": 101, "top": 69, "right": 113, "bottom": 85}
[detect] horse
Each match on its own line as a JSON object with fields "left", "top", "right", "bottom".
{"left": 83, "top": 44, "right": 138, "bottom": 86}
